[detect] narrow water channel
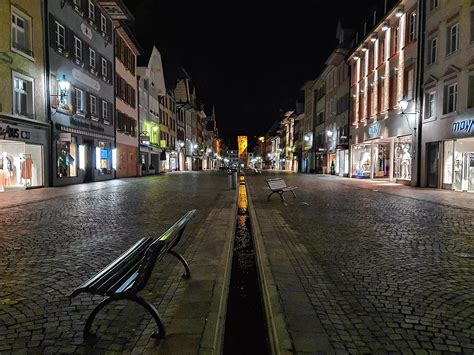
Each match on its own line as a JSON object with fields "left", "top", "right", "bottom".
{"left": 223, "top": 175, "right": 270, "bottom": 354}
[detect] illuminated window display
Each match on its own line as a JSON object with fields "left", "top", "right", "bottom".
{"left": 352, "top": 144, "right": 371, "bottom": 178}
{"left": 452, "top": 138, "right": 474, "bottom": 192}
{"left": 443, "top": 140, "right": 454, "bottom": 185}
{"left": 57, "top": 138, "right": 77, "bottom": 178}
{"left": 0, "top": 141, "right": 43, "bottom": 192}
{"left": 97, "top": 141, "right": 112, "bottom": 175}
{"left": 394, "top": 136, "right": 412, "bottom": 181}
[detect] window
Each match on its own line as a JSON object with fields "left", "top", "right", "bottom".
{"left": 89, "top": 48, "right": 96, "bottom": 69}
{"left": 74, "top": 36, "right": 82, "bottom": 61}
{"left": 100, "top": 14, "right": 107, "bottom": 34}
{"left": 90, "top": 95, "right": 97, "bottom": 117}
{"left": 11, "top": 10, "right": 32, "bottom": 57}
{"left": 13, "top": 74, "right": 33, "bottom": 118}
{"left": 101, "top": 58, "right": 107, "bottom": 77}
{"left": 443, "top": 83, "right": 457, "bottom": 114}
{"left": 468, "top": 76, "right": 474, "bottom": 108}
{"left": 430, "top": 0, "right": 439, "bottom": 10}
{"left": 97, "top": 142, "right": 112, "bottom": 175}
{"left": 407, "top": 12, "right": 417, "bottom": 43}
{"left": 447, "top": 23, "right": 459, "bottom": 55}
{"left": 88, "top": 0, "right": 96, "bottom": 22}
{"left": 471, "top": 10, "right": 474, "bottom": 43}
{"left": 55, "top": 21, "right": 66, "bottom": 50}
{"left": 378, "top": 37, "right": 385, "bottom": 64}
{"left": 57, "top": 137, "right": 77, "bottom": 178}
{"left": 377, "top": 79, "right": 385, "bottom": 113}
{"left": 391, "top": 25, "right": 399, "bottom": 55}
{"left": 389, "top": 74, "right": 398, "bottom": 109}
{"left": 102, "top": 100, "right": 108, "bottom": 121}
{"left": 75, "top": 88, "right": 83, "bottom": 113}
{"left": 428, "top": 37, "right": 438, "bottom": 64}
{"left": 404, "top": 67, "right": 415, "bottom": 100}
{"left": 425, "top": 92, "right": 436, "bottom": 119}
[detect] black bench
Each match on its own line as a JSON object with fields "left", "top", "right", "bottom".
{"left": 70, "top": 209, "right": 196, "bottom": 340}
{"left": 266, "top": 178, "right": 297, "bottom": 202}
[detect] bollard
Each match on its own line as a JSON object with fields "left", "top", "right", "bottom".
{"left": 228, "top": 169, "right": 237, "bottom": 189}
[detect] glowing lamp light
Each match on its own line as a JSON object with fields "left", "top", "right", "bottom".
{"left": 193, "top": 144, "right": 198, "bottom": 149}
{"left": 79, "top": 145, "right": 86, "bottom": 170}
{"left": 95, "top": 147, "right": 101, "bottom": 170}
{"left": 179, "top": 142, "right": 185, "bottom": 147}
{"left": 370, "top": 36, "right": 377, "bottom": 42}
{"left": 399, "top": 98, "right": 409, "bottom": 112}
{"left": 382, "top": 23, "right": 389, "bottom": 31}
{"left": 361, "top": 47, "right": 368, "bottom": 52}
{"left": 58, "top": 74, "right": 70, "bottom": 92}
{"left": 396, "top": 9, "right": 404, "bottom": 17}
{"left": 304, "top": 136, "right": 310, "bottom": 141}
{"left": 112, "top": 148, "right": 117, "bottom": 170}
{"left": 353, "top": 56, "right": 360, "bottom": 61}
{"left": 327, "top": 130, "right": 333, "bottom": 137}
{"left": 152, "top": 126, "right": 158, "bottom": 132}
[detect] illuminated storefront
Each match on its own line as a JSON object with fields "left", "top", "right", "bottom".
{"left": 0, "top": 118, "right": 48, "bottom": 192}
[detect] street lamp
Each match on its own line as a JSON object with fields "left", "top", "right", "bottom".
{"left": 52, "top": 74, "right": 70, "bottom": 103}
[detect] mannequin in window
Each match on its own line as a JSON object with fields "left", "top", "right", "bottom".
{"left": 2, "top": 152, "right": 13, "bottom": 186}
{"left": 400, "top": 146, "right": 411, "bottom": 180}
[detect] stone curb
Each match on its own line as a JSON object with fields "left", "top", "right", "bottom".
{"left": 247, "top": 181, "right": 294, "bottom": 354}
{"left": 199, "top": 186, "right": 239, "bottom": 354}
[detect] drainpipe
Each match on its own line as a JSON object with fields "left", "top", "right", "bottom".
{"left": 414, "top": 0, "right": 426, "bottom": 187}
{"left": 43, "top": 0, "right": 54, "bottom": 187}
{"left": 136, "top": 75, "right": 141, "bottom": 176}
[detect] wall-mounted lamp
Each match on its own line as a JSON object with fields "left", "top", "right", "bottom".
{"left": 382, "top": 23, "right": 389, "bottom": 31}
{"left": 396, "top": 8, "right": 404, "bottom": 17}
{"left": 370, "top": 36, "right": 377, "bottom": 43}
{"left": 53, "top": 74, "right": 71, "bottom": 103}
{"left": 353, "top": 55, "right": 360, "bottom": 61}
{"left": 361, "top": 46, "right": 368, "bottom": 52}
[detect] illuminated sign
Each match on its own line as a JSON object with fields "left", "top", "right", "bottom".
{"left": 237, "top": 135, "right": 248, "bottom": 163}
{"left": 368, "top": 122, "right": 381, "bottom": 138}
{"left": 452, "top": 119, "right": 474, "bottom": 135}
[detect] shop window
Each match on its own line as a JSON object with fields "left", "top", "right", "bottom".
{"left": 425, "top": 91, "right": 436, "bottom": 119}
{"left": 443, "top": 83, "right": 457, "bottom": 114}
{"left": 443, "top": 140, "right": 454, "bottom": 185}
{"left": 97, "top": 142, "right": 112, "bottom": 175}
{"left": 394, "top": 137, "right": 412, "bottom": 180}
{"left": 13, "top": 73, "right": 34, "bottom": 119}
{"left": 447, "top": 23, "right": 459, "bottom": 55}
{"left": 352, "top": 145, "right": 371, "bottom": 178}
{"left": 57, "top": 137, "right": 77, "bottom": 178}
{"left": 11, "top": 8, "right": 33, "bottom": 58}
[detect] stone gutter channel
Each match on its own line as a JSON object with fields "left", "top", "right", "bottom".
{"left": 222, "top": 174, "right": 271, "bottom": 354}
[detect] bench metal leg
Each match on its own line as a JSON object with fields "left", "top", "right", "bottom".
{"left": 267, "top": 191, "right": 276, "bottom": 201}
{"left": 168, "top": 250, "right": 191, "bottom": 279}
{"left": 291, "top": 190, "right": 296, "bottom": 198}
{"left": 83, "top": 296, "right": 115, "bottom": 339}
{"left": 279, "top": 192, "right": 286, "bottom": 202}
{"left": 130, "top": 296, "right": 166, "bottom": 339}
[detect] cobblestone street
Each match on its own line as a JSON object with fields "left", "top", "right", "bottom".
{"left": 247, "top": 172, "right": 474, "bottom": 354}
{"left": 0, "top": 171, "right": 235, "bottom": 354}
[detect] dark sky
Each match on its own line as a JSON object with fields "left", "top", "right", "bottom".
{"left": 123, "top": 0, "right": 396, "bottom": 143}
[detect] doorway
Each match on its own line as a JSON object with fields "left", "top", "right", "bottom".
{"left": 427, "top": 142, "right": 439, "bottom": 188}
{"left": 83, "top": 139, "right": 94, "bottom": 182}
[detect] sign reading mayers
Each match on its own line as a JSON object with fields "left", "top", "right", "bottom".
{"left": 452, "top": 119, "right": 474, "bottom": 135}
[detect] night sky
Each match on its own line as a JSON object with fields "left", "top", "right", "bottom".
{"left": 123, "top": 0, "right": 397, "bottom": 144}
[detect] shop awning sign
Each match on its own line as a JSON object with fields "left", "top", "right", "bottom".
{"left": 452, "top": 119, "right": 474, "bottom": 136}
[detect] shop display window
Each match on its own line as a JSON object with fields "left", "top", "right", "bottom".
{"left": 57, "top": 138, "right": 77, "bottom": 178}
{"left": 97, "top": 142, "right": 112, "bottom": 175}
{"left": 394, "top": 137, "right": 412, "bottom": 181}
{"left": 372, "top": 143, "right": 390, "bottom": 178}
{"left": 443, "top": 140, "right": 454, "bottom": 185}
{"left": 1, "top": 141, "right": 43, "bottom": 191}
{"left": 352, "top": 145, "right": 371, "bottom": 178}
{"left": 453, "top": 139, "right": 474, "bottom": 192}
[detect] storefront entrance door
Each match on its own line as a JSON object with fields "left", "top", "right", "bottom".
{"left": 84, "top": 140, "right": 94, "bottom": 183}
{"left": 427, "top": 142, "right": 439, "bottom": 188}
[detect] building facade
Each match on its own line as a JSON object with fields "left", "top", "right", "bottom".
{"left": 313, "top": 77, "right": 327, "bottom": 173}
{"left": 159, "top": 93, "right": 177, "bottom": 171}
{"left": 137, "top": 46, "right": 165, "bottom": 175}
{"left": 113, "top": 19, "right": 140, "bottom": 178}
{"left": 48, "top": 0, "right": 115, "bottom": 186}
{"left": 420, "top": 0, "right": 474, "bottom": 192}
{"left": 0, "top": 0, "right": 49, "bottom": 192}
{"left": 301, "top": 81, "right": 315, "bottom": 173}
{"left": 348, "top": 0, "right": 420, "bottom": 184}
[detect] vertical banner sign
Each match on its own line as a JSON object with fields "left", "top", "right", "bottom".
{"left": 238, "top": 136, "right": 248, "bottom": 165}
